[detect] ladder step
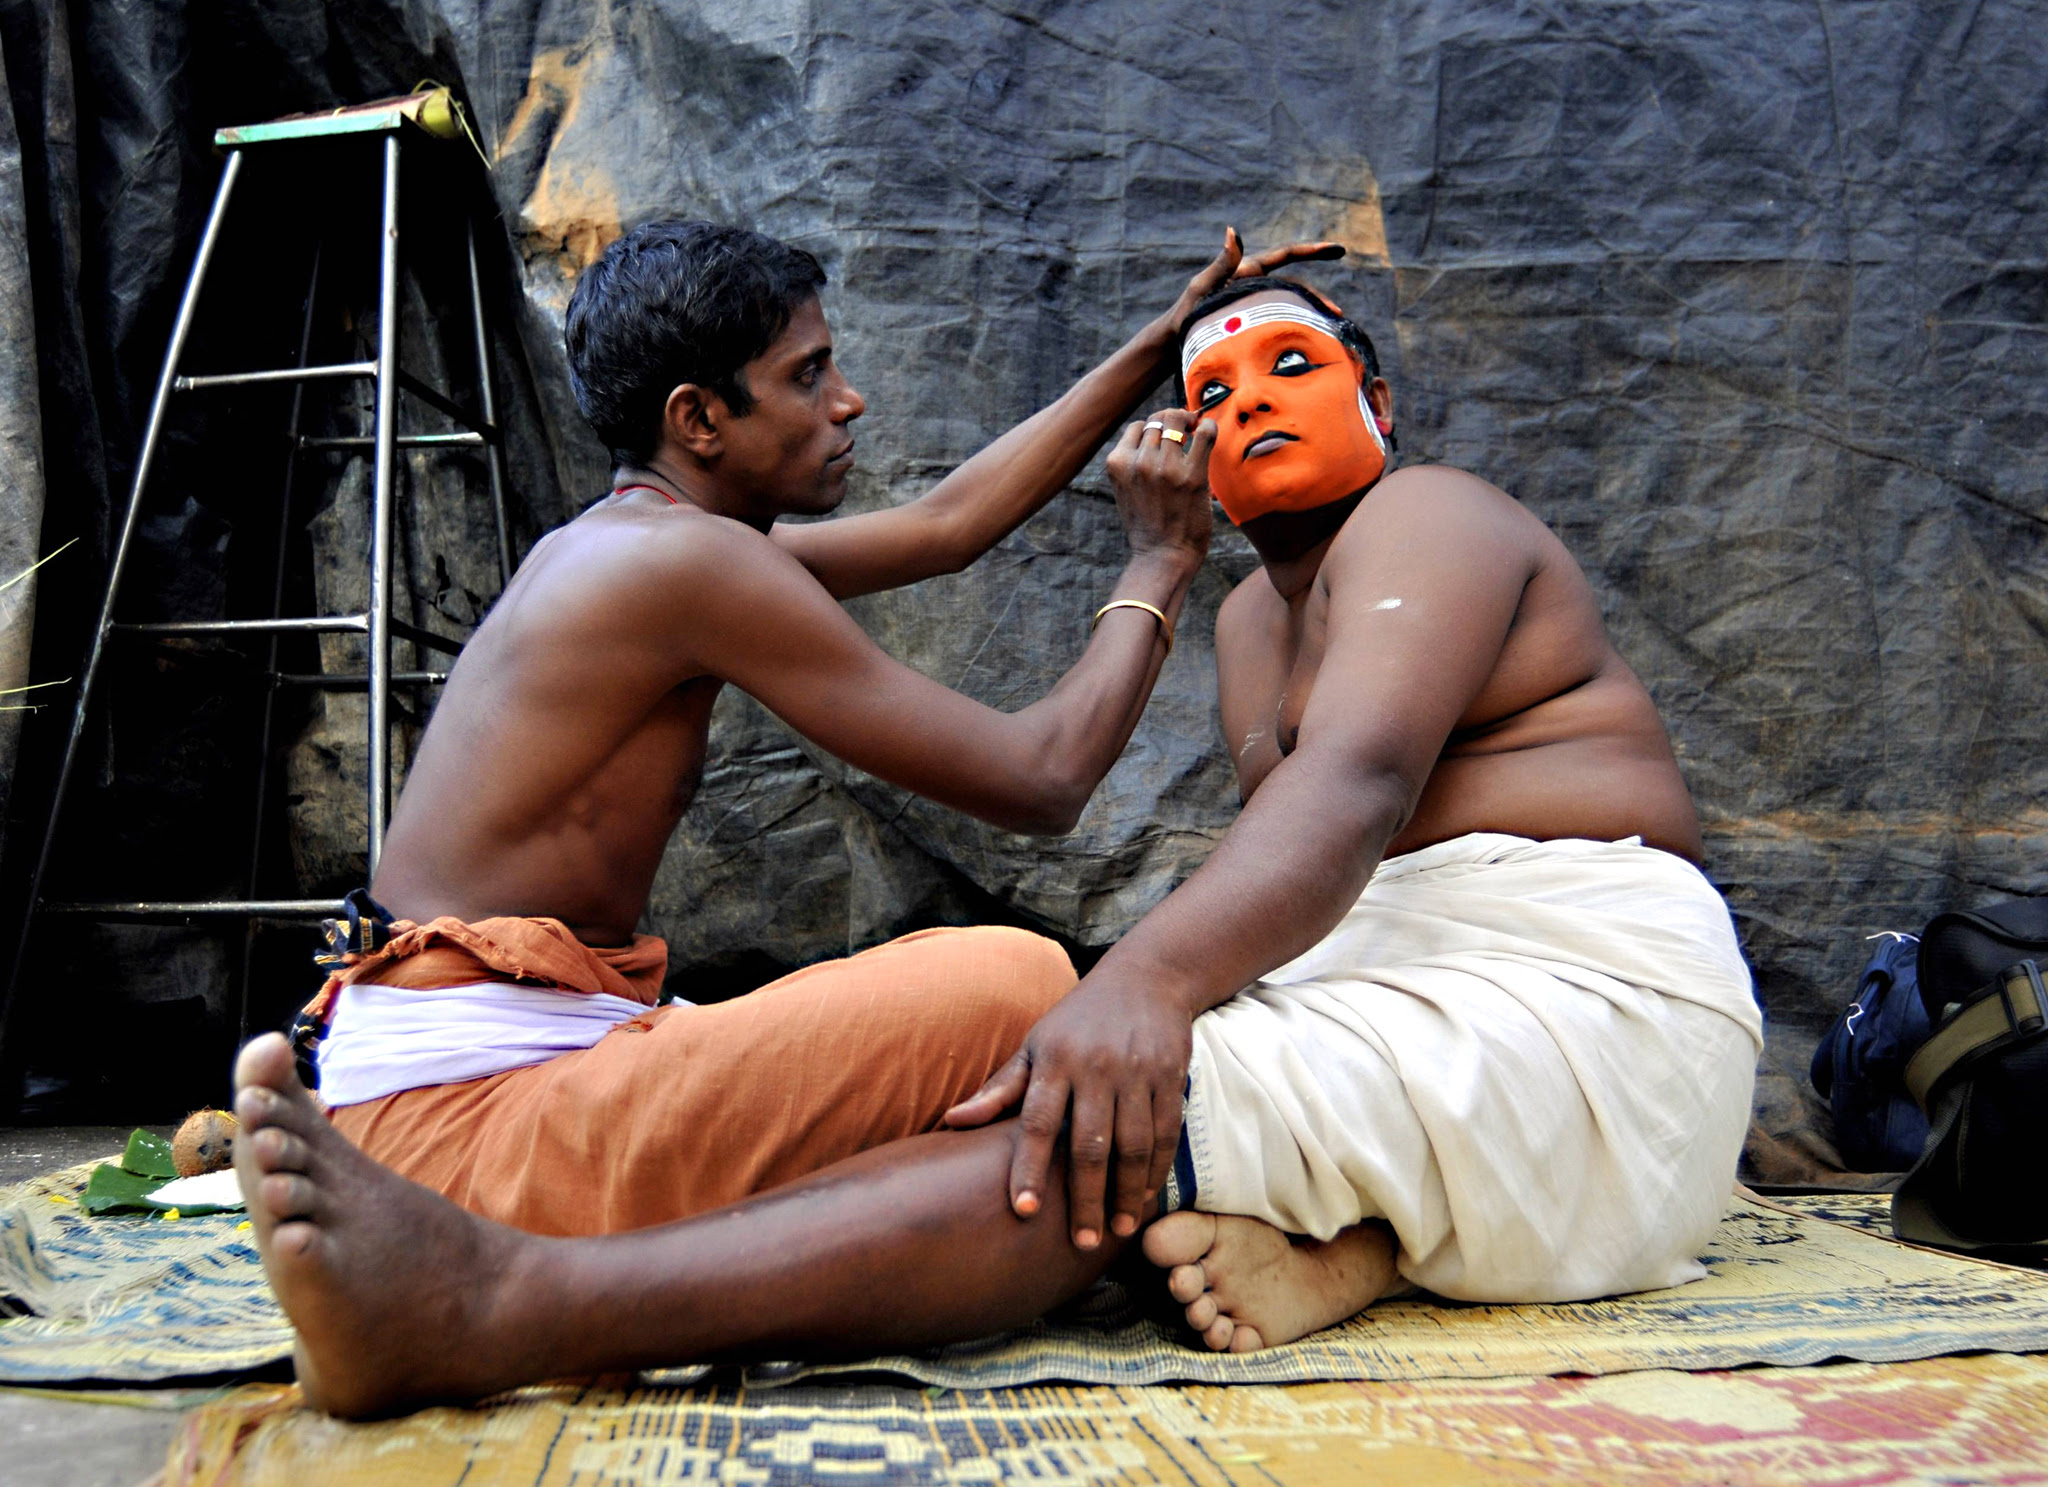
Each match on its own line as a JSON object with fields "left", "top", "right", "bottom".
{"left": 116, "top": 615, "right": 463, "bottom": 658}
{"left": 175, "top": 361, "right": 377, "bottom": 391}
{"left": 388, "top": 619, "right": 464, "bottom": 657}
{"left": 396, "top": 372, "right": 496, "bottom": 439}
{"left": 117, "top": 615, "right": 368, "bottom": 638}
{"left": 40, "top": 898, "right": 343, "bottom": 920}
{"left": 300, "top": 431, "right": 485, "bottom": 450}
{"left": 278, "top": 670, "right": 450, "bottom": 688}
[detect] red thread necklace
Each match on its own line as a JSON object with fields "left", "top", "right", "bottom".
{"left": 612, "top": 483, "right": 679, "bottom": 505}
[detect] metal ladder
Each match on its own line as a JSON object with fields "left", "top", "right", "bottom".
{"left": 1, "top": 98, "right": 514, "bottom": 1059}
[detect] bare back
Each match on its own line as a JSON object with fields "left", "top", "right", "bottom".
{"left": 373, "top": 505, "right": 727, "bottom": 943}
{"left": 1215, "top": 465, "right": 1701, "bottom": 861}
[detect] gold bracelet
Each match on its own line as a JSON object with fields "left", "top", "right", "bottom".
{"left": 1091, "top": 598, "right": 1173, "bottom": 656}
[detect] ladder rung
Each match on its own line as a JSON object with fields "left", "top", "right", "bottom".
{"left": 278, "top": 671, "right": 450, "bottom": 688}
{"left": 118, "top": 616, "right": 462, "bottom": 658}
{"left": 40, "top": 898, "right": 343, "bottom": 920}
{"left": 389, "top": 619, "right": 464, "bottom": 658}
{"left": 175, "top": 361, "right": 377, "bottom": 391}
{"left": 396, "top": 372, "right": 496, "bottom": 439}
{"left": 300, "top": 431, "right": 486, "bottom": 450}
{"left": 117, "top": 616, "right": 368, "bottom": 638}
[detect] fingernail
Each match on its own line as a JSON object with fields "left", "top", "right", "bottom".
{"left": 1015, "top": 1191, "right": 1039, "bottom": 1216}
{"left": 1112, "top": 1214, "right": 1138, "bottom": 1237}
{"left": 1075, "top": 1228, "right": 1100, "bottom": 1249}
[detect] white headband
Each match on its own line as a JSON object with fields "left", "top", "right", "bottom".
{"left": 1181, "top": 300, "right": 1345, "bottom": 380}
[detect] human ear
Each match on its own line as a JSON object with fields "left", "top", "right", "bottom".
{"left": 1364, "top": 377, "right": 1394, "bottom": 439}
{"left": 663, "top": 383, "right": 723, "bottom": 459}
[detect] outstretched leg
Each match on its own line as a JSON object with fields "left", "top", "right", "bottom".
{"left": 233, "top": 1033, "right": 1125, "bottom": 1418}
{"left": 1141, "top": 1211, "right": 1398, "bottom": 1352}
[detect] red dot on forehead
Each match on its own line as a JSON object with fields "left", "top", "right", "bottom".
{"left": 1224, "top": 316, "right": 1243, "bottom": 333}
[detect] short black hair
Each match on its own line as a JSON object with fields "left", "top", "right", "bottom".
{"left": 565, "top": 221, "right": 828, "bottom": 466}
{"left": 1175, "top": 275, "right": 1382, "bottom": 390}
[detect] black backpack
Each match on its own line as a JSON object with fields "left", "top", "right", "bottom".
{"left": 1892, "top": 897, "right": 2048, "bottom": 1255}
{"left": 1810, "top": 933, "right": 1931, "bottom": 1171}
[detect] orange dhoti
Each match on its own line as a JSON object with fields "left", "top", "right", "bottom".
{"left": 310, "top": 921, "right": 1075, "bottom": 1236}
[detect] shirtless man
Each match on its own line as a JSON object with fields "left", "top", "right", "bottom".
{"left": 229, "top": 270, "right": 1760, "bottom": 1416}
{"left": 293, "top": 221, "right": 1335, "bottom": 1236}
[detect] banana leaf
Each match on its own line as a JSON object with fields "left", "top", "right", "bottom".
{"left": 79, "top": 1128, "right": 241, "bottom": 1216}
{"left": 121, "top": 1129, "right": 177, "bottom": 1179}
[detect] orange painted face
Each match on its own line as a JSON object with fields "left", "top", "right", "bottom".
{"left": 1182, "top": 298, "right": 1388, "bottom": 525}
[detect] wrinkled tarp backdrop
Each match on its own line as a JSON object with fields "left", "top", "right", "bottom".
{"left": 0, "top": 1, "right": 2040, "bottom": 1177}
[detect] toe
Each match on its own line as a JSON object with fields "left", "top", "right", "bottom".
{"left": 1228, "top": 1325, "right": 1267, "bottom": 1353}
{"left": 1184, "top": 1293, "right": 1218, "bottom": 1331}
{"left": 1202, "top": 1316, "right": 1235, "bottom": 1351}
{"left": 250, "top": 1125, "right": 312, "bottom": 1174}
{"left": 1167, "top": 1262, "right": 1207, "bottom": 1304}
{"left": 260, "top": 1171, "right": 321, "bottom": 1223}
{"left": 234, "top": 1032, "right": 298, "bottom": 1095}
{"left": 271, "top": 1219, "right": 320, "bottom": 1262}
{"left": 1141, "top": 1211, "right": 1217, "bottom": 1270}
{"left": 233, "top": 1081, "right": 288, "bottom": 1131}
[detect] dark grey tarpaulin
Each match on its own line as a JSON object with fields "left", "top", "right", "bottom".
{"left": 0, "top": 1, "right": 2042, "bottom": 1177}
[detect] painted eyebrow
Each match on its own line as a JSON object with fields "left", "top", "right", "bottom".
{"left": 1193, "top": 344, "right": 1321, "bottom": 385}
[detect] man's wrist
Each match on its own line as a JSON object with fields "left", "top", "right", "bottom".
{"left": 1087, "top": 935, "right": 1208, "bottom": 1017}
{"left": 1138, "top": 310, "right": 1182, "bottom": 363}
{"left": 1123, "top": 543, "right": 1204, "bottom": 587}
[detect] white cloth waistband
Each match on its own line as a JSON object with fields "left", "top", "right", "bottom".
{"left": 317, "top": 980, "right": 652, "bottom": 1108}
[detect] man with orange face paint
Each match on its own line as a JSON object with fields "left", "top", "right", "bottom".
{"left": 1180, "top": 295, "right": 1391, "bottom": 524}
{"left": 946, "top": 275, "right": 1762, "bottom": 1351}
{"left": 218, "top": 250, "right": 1761, "bottom": 1418}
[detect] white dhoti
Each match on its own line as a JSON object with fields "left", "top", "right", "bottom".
{"left": 1178, "top": 832, "right": 1762, "bottom": 1303}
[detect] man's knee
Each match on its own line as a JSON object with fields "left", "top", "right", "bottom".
{"left": 880, "top": 924, "right": 1073, "bottom": 1010}
{"left": 953, "top": 925, "right": 1076, "bottom": 1033}
{"left": 856, "top": 925, "right": 1073, "bottom": 1071}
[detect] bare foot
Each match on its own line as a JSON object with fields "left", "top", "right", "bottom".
{"left": 1140, "top": 1211, "right": 1397, "bottom": 1352}
{"left": 233, "top": 1033, "right": 545, "bottom": 1417}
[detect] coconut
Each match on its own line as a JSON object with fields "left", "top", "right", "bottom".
{"left": 171, "top": 1108, "right": 238, "bottom": 1177}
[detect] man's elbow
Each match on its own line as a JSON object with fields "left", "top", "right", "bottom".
{"left": 994, "top": 769, "right": 1091, "bottom": 836}
{"left": 999, "top": 793, "right": 1088, "bottom": 837}
{"left": 918, "top": 511, "right": 977, "bottom": 577}
{"left": 1343, "top": 765, "right": 1418, "bottom": 849}
{"left": 1290, "top": 753, "right": 1415, "bottom": 860}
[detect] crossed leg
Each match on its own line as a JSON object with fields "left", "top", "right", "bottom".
{"left": 1142, "top": 1211, "right": 1399, "bottom": 1352}
{"left": 233, "top": 1033, "right": 1128, "bottom": 1419}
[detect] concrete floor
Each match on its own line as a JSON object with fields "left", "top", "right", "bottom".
{"left": 2, "top": 1126, "right": 204, "bottom": 1487}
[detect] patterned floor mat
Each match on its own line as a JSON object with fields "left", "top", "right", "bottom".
{"left": 166, "top": 1352, "right": 2048, "bottom": 1486}
{"left": 4, "top": 1158, "right": 2044, "bottom": 1391}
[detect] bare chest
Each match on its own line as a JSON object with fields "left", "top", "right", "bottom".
{"left": 1220, "top": 586, "right": 1329, "bottom": 798}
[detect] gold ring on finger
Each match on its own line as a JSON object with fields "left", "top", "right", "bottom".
{"left": 1160, "top": 428, "right": 1187, "bottom": 444}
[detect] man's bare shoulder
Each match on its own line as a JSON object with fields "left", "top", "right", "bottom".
{"left": 1325, "top": 465, "right": 1549, "bottom": 587}
{"left": 521, "top": 505, "right": 823, "bottom": 623}
{"left": 1348, "top": 463, "right": 1535, "bottom": 534}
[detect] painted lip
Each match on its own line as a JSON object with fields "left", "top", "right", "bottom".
{"left": 1242, "top": 430, "right": 1297, "bottom": 462}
